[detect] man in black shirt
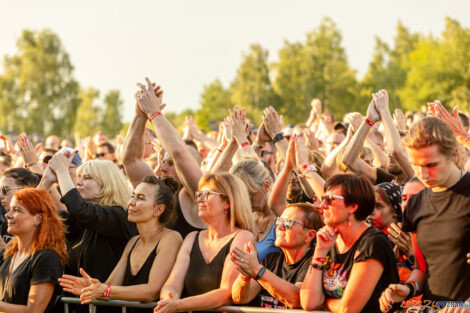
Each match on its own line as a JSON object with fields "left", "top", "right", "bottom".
{"left": 380, "top": 117, "right": 470, "bottom": 312}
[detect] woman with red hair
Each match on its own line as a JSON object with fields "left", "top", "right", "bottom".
{"left": 0, "top": 188, "right": 66, "bottom": 313}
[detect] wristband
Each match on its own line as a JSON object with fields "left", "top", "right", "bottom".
{"left": 103, "top": 285, "right": 111, "bottom": 297}
{"left": 402, "top": 282, "right": 415, "bottom": 300}
{"left": 149, "top": 112, "right": 162, "bottom": 122}
{"left": 272, "top": 133, "right": 284, "bottom": 144}
{"left": 240, "top": 275, "right": 250, "bottom": 282}
{"left": 310, "top": 262, "right": 326, "bottom": 271}
{"left": 253, "top": 266, "right": 267, "bottom": 280}
{"left": 241, "top": 141, "right": 250, "bottom": 147}
{"left": 364, "top": 118, "right": 375, "bottom": 127}
{"left": 314, "top": 257, "right": 326, "bottom": 264}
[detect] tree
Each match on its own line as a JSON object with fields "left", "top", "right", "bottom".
{"left": 0, "top": 29, "right": 80, "bottom": 137}
{"left": 74, "top": 88, "right": 101, "bottom": 137}
{"left": 231, "top": 44, "right": 280, "bottom": 125}
{"left": 101, "top": 89, "right": 123, "bottom": 137}
{"left": 195, "top": 79, "right": 233, "bottom": 131}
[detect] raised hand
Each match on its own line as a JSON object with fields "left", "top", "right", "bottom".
{"left": 262, "top": 106, "right": 284, "bottom": 139}
{"left": 255, "top": 123, "right": 272, "bottom": 144}
{"left": 393, "top": 109, "right": 406, "bottom": 132}
{"left": 429, "top": 100, "right": 467, "bottom": 138}
{"left": 222, "top": 117, "right": 233, "bottom": 144}
{"left": 228, "top": 106, "right": 248, "bottom": 143}
{"left": 366, "top": 98, "right": 380, "bottom": 124}
{"left": 285, "top": 136, "right": 297, "bottom": 171}
{"left": 345, "top": 112, "right": 363, "bottom": 134}
{"left": 48, "top": 151, "right": 75, "bottom": 174}
{"left": 303, "top": 128, "right": 319, "bottom": 151}
{"left": 294, "top": 135, "right": 310, "bottom": 168}
{"left": 17, "top": 134, "right": 39, "bottom": 166}
{"left": 136, "top": 77, "right": 166, "bottom": 118}
{"left": 372, "top": 89, "right": 390, "bottom": 118}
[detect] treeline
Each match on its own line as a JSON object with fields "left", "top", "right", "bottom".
{"left": 0, "top": 30, "right": 123, "bottom": 138}
{"left": 0, "top": 17, "right": 469, "bottom": 137}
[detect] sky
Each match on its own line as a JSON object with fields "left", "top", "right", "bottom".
{"left": 0, "top": 0, "right": 469, "bottom": 122}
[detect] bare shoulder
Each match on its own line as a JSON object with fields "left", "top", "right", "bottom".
{"left": 231, "top": 229, "right": 255, "bottom": 248}
{"left": 159, "top": 228, "right": 183, "bottom": 247}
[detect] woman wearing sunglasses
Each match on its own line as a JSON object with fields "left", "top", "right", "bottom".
{"left": 0, "top": 188, "right": 66, "bottom": 313}
{"left": 231, "top": 203, "right": 323, "bottom": 309}
{"left": 155, "top": 172, "right": 255, "bottom": 313}
{"left": 301, "top": 174, "right": 399, "bottom": 313}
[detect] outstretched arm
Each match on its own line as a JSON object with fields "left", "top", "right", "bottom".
{"left": 122, "top": 100, "right": 154, "bottom": 188}
{"left": 137, "top": 78, "right": 203, "bottom": 199}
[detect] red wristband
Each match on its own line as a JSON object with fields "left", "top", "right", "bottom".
{"left": 240, "top": 275, "right": 250, "bottom": 282}
{"left": 364, "top": 118, "right": 375, "bottom": 127}
{"left": 241, "top": 141, "right": 250, "bottom": 147}
{"left": 314, "top": 257, "right": 326, "bottom": 263}
{"left": 149, "top": 112, "right": 162, "bottom": 122}
{"left": 103, "top": 285, "right": 111, "bottom": 297}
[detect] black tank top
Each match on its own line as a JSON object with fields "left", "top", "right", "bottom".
{"left": 170, "top": 197, "right": 202, "bottom": 239}
{"left": 122, "top": 238, "right": 159, "bottom": 313}
{"left": 182, "top": 232, "right": 236, "bottom": 298}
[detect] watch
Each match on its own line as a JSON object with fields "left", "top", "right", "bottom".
{"left": 272, "top": 133, "right": 285, "bottom": 144}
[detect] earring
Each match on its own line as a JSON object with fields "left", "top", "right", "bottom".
{"left": 348, "top": 214, "right": 352, "bottom": 226}
{"left": 34, "top": 223, "right": 40, "bottom": 227}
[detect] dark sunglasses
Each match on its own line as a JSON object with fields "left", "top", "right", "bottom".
{"left": 0, "top": 186, "right": 22, "bottom": 196}
{"left": 274, "top": 217, "right": 312, "bottom": 230}
{"left": 321, "top": 194, "right": 345, "bottom": 206}
{"left": 260, "top": 150, "right": 274, "bottom": 157}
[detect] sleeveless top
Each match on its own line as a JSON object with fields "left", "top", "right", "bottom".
{"left": 171, "top": 197, "right": 202, "bottom": 239}
{"left": 122, "top": 238, "right": 159, "bottom": 313}
{"left": 256, "top": 224, "right": 281, "bottom": 262}
{"left": 182, "top": 231, "right": 235, "bottom": 298}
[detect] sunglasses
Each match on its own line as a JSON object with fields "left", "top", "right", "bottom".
{"left": 195, "top": 190, "right": 222, "bottom": 202}
{"left": 274, "top": 217, "right": 312, "bottom": 230}
{"left": 0, "top": 186, "right": 22, "bottom": 196}
{"left": 321, "top": 194, "right": 345, "bottom": 205}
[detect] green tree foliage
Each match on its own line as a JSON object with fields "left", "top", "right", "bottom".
{"left": 0, "top": 29, "right": 80, "bottom": 137}
{"left": 273, "top": 17, "right": 359, "bottom": 122}
{"left": 74, "top": 88, "right": 101, "bottom": 137}
{"left": 101, "top": 90, "right": 123, "bottom": 137}
{"left": 231, "top": 44, "right": 280, "bottom": 125}
{"left": 399, "top": 18, "right": 470, "bottom": 112}
{"left": 195, "top": 79, "right": 233, "bottom": 131}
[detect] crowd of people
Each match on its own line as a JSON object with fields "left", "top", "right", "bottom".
{"left": 0, "top": 77, "right": 468, "bottom": 313}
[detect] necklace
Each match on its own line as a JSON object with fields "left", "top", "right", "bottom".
{"left": 257, "top": 215, "right": 272, "bottom": 234}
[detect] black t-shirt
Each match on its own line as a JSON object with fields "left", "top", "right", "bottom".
{"left": 402, "top": 173, "right": 470, "bottom": 301}
{"left": 251, "top": 248, "right": 313, "bottom": 308}
{"left": 0, "top": 249, "right": 63, "bottom": 312}
{"left": 375, "top": 168, "right": 395, "bottom": 185}
{"left": 322, "top": 227, "right": 398, "bottom": 313}
{"left": 0, "top": 204, "right": 12, "bottom": 243}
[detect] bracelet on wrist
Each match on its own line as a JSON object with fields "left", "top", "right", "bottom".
{"left": 241, "top": 141, "right": 250, "bottom": 147}
{"left": 272, "top": 133, "right": 285, "bottom": 144}
{"left": 103, "top": 285, "right": 111, "bottom": 298}
{"left": 310, "top": 262, "right": 327, "bottom": 271}
{"left": 364, "top": 118, "right": 375, "bottom": 127}
{"left": 240, "top": 275, "right": 250, "bottom": 282}
{"left": 149, "top": 111, "right": 162, "bottom": 122}
{"left": 253, "top": 266, "right": 267, "bottom": 280}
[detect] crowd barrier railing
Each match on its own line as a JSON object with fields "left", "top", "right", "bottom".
{"left": 60, "top": 296, "right": 330, "bottom": 313}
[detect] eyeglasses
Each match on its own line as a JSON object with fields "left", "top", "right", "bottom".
{"left": 195, "top": 190, "right": 222, "bottom": 202}
{"left": 274, "top": 217, "right": 312, "bottom": 230}
{"left": 321, "top": 194, "right": 345, "bottom": 205}
{"left": 0, "top": 186, "right": 23, "bottom": 196}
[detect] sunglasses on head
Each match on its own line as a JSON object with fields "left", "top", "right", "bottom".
{"left": 321, "top": 194, "right": 345, "bottom": 205}
{"left": 195, "top": 190, "right": 222, "bottom": 202}
{"left": 274, "top": 217, "right": 312, "bottom": 230}
{"left": 0, "top": 186, "right": 22, "bottom": 196}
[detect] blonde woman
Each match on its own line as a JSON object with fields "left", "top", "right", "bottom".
{"left": 155, "top": 172, "right": 255, "bottom": 313}
{"left": 46, "top": 155, "right": 138, "bottom": 284}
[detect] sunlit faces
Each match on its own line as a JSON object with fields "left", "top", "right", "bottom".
{"left": 275, "top": 206, "right": 313, "bottom": 249}
{"left": 407, "top": 144, "right": 457, "bottom": 190}
{"left": 6, "top": 197, "right": 41, "bottom": 236}
{"left": 0, "top": 176, "right": 21, "bottom": 210}
{"left": 401, "top": 180, "right": 425, "bottom": 212}
{"left": 320, "top": 186, "right": 350, "bottom": 227}
{"left": 128, "top": 183, "right": 162, "bottom": 223}
{"left": 196, "top": 185, "right": 229, "bottom": 220}
{"left": 370, "top": 192, "right": 395, "bottom": 230}
{"left": 76, "top": 170, "right": 102, "bottom": 202}
{"left": 160, "top": 152, "right": 178, "bottom": 182}
{"left": 325, "top": 133, "right": 346, "bottom": 155}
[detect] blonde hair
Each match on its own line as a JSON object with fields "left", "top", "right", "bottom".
{"left": 404, "top": 117, "right": 457, "bottom": 158}
{"left": 77, "top": 160, "right": 130, "bottom": 209}
{"left": 199, "top": 173, "right": 256, "bottom": 235}
{"left": 230, "top": 160, "right": 273, "bottom": 195}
